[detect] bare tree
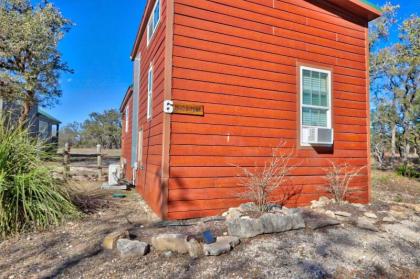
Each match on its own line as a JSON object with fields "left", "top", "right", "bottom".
{"left": 236, "top": 143, "right": 295, "bottom": 212}
{"left": 324, "top": 162, "right": 366, "bottom": 205}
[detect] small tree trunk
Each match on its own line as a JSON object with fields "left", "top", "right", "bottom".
{"left": 391, "top": 124, "right": 397, "bottom": 158}
{"left": 18, "top": 101, "right": 31, "bottom": 125}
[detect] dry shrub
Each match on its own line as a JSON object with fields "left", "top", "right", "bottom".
{"left": 324, "top": 162, "right": 366, "bottom": 204}
{"left": 236, "top": 143, "right": 296, "bottom": 212}
{"left": 67, "top": 183, "right": 112, "bottom": 214}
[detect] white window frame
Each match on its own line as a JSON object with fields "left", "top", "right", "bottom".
{"left": 125, "top": 106, "right": 129, "bottom": 133}
{"left": 147, "top": 65, "right": 153, "bottom": 120}
{"left": 300, "top": 66, "right": 332, "bottom": 146}
{"left": 147, "top": 0, "right": 161, "bottom": 46}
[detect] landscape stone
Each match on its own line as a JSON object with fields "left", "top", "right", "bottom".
{"left": 222, "top": 208, "right": 243, "bottom": 221}
{"left": 334, "top": 211, "right": 352, "bottom": 217}
{"left": 238, "top": 202, "right": 259, "bottom": 212}
{"left": 364, "top": 212, "right": 378, "bottom": 219}
{"left": 227, "top": 216, "right": 264, "bottom": 238}
{"left": 227, "top": 213, "right": 305, "bottom": 238}
{"left": 203, "top": 240, "right": 232, "bottom": 256}
{"left": 151, "top": 233, "right": 189, "bottom": 254}
{"left": 324, "top": 210, "right": 336, "bottom": 219}
{"left": 382, "top": 216, "right": 396, "bottom": 223}
{"left": 216, "top": 236, "right": 240, "bottom": 248}
{"left": 355, "top": 217, "right": 379, "bottom": 232}
{"left": 116, "top": 239, "right": 149, "bottom": 257}
{"left": 186, "top": 238, "right": 203, "bottom": 259}
{"left": 383, "top": 222, "right": 420, "bottom": 245}
{"left": 103, "top": 231, "right": 129, "bottom": 250}
{"left": 305, "top": 217, "right": 340, "bottom": 230}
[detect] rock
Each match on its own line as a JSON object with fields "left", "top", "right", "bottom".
{"left": 389, "top": 209, "right": 409, "bottom": 219}
{"left": 383, "top": 222, "right": 420, "bottom": 245}
{"left": 260, "top": 213, "right": 305, "bottom": 234}
{"left": 186, "top": 238, "right": 203, "bottom": 259}
{"left": 163, "top": 251, "right": 173, "bottom": 257}
{"left": 116, "top": 239, "right": 149, "bottom": 257}
{"left": 355, "top": 217, "right": 379, "bottom": 232}
{"left": 382, "top": 216, "right": 396, "bottom": 223}
{"left": 352, "top": 203, "right": 365, "bottom": 208}
{"left": 203, "top": 240, "right": 232, "bottom": 256}
{"left": 364, "top": 212, "right": 378, "bottom": 219}
{"left": 222, "top": 208, "right": 243, "bottom": 221}
{"left": 305, "top": 217, "right": 340, "bottom": 230}
{"left": 151, "top": 233, "right": 189, "bottom": 254}
{"left": 103, "top": 231, "right": 129, "bottom": 250}
{"left": 310, "top": 196, "right": 331, "bottom": 209}
{"left": 334, "top": 211, "right": 352, "bottom": 217}
{"left": 324, "top": 210, "right": 336, "bottom": 219}
{"left": 216, "top": 236, "right": 240, "bottom": 248}
{"left": 227, "top": 213, "right": 305, "bottom": 238}
{"left": 238, "top": 202, "right": 259, "bottom": 212}
{"left": 227, "top": 216, "right": 264, "bottom": 238}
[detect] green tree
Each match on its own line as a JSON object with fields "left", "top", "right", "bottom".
{"left": 0, "top": 0, "right": 72, "bottom": 123}
{"left": 59, "top": 122, "right": 82, "bottom": 147}
{"left": 82, "top": 109, "right": 122, "bottom": 149}
{"left": 370, "top": 11, "right": 419, "bottom": 163}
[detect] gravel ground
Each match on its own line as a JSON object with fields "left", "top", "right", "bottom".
{"left": 0, "top": 174, "right": 419, "bottom": 279}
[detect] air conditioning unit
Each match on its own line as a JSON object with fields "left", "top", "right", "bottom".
{"left": 108, "top": 164, "right": 123, "bottom": 186}
{"left": 302, "top": 127, "right": 334, "bottom": 145}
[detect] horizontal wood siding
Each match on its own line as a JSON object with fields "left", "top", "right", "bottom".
{"left": 132, "top": 0, "right": 167, "bottom": 218}
{"left": 121, "top": 96, "right": 133, "bottom": 180}
{"left": 168, "top": 0, "right": 370, "bottom": 219}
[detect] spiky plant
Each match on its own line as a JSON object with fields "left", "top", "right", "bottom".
{"left": 0, "top": 120, "right": 79, "bottom": 238}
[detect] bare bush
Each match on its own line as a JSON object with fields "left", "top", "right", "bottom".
{"left": 324, "top": 162, "right": 366, "bottom": 204}
{"left": 373, "top": 143, "right": 386, "bottom": 169}
{"left": 236, "top": 143, "right": 295, "bottom": 212}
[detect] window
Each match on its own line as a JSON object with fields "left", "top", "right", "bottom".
{"left": 300, "top": 66, "right": 331, "bottom": 142}
{"left": 147, "top": 65, "right": 153, "bottom": 120}
{"left": 138, "top": 129, "right": 143, "bottom": 167}
{"left": 125, "top": 106, "right": 129, "bottom": 133}
{"left": 147, "top": 0, "right": 161, "bottom": 45}
{"left": 39, "top": 120, "right": 49, "bottom": 139}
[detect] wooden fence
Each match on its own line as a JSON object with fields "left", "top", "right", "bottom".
{"left": 63, "top": 143, "right": 104, "bottom": 180}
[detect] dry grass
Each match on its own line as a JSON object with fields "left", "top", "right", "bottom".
{"left": 372, "top": 169, "right": 420, "bottom": 203}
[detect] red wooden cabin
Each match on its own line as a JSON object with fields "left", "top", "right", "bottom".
{"left": 120, "top": 0, "right": 381, "bottom": 220}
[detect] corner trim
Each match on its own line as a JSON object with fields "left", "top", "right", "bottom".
{"left": 160, "top": 0, "right": 174, "bottom": 220}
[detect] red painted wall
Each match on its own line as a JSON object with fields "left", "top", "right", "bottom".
{"left": 167, "top": 0, "right": 371, "bottom": 219}
{"left": 121, "top": 92, "right": 133, "bottom": 181}
{"left": 132, "top": 0, "right": 168, "bottom": 218}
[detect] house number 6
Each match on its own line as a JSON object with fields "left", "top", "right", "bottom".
{"left": 163, "top": 100, "right": 174, "bottom": 114}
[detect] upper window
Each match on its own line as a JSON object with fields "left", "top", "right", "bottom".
{"left": 147, "top": 65, "right": 153, "bottom": 120}
{"left": 300, "top": 66, "right": 332, "bottom": 145}
{"left": 147, "top": 0, "right": 161, "bottom": 45}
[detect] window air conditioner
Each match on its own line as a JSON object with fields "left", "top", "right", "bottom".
{"left": 302, "top": 127, "right": 334, "bottom": 145}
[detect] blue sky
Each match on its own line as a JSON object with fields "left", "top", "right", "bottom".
{"left": 47, "top": 0, "right": 418, "bottom": 125}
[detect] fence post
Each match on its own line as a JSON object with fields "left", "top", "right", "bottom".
{"left": 97, "top": 144, "right": 103, "bottom": 181}
{"left": 63, "top": 142, "right": 70, "bottom": 178}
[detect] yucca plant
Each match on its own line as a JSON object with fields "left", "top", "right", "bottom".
{"left": 0, "top": 120, "right": 79, "bottom": 238}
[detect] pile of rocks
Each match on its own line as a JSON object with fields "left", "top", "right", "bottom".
{"left": 102, "top": 202, "right": 309, "bottom": 259}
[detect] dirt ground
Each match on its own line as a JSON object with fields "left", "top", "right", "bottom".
{"left": 0, "top": 171, "right": 419, "bottom": 279}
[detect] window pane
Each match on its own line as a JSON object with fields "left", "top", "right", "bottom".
{"left": 320, "top": 73, "right": 328, "bottom": 107}
{"left": 303, "top": 90, "right": 311, "bottom": 105}
{"left": 311, "top": 71, "right": 320, "bottom": 106}
{"left": 153, "top": 0, "right": 160, "bottom": 28}
{"left": 302, "top": 107, "right": 328, "bottom": 127}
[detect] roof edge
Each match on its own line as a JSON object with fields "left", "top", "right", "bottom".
{"left": 120, "top": 85, "right": 134, "bottom": 112}
{"left": 130, "top": 0, "right": 157, "bottom": 60}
